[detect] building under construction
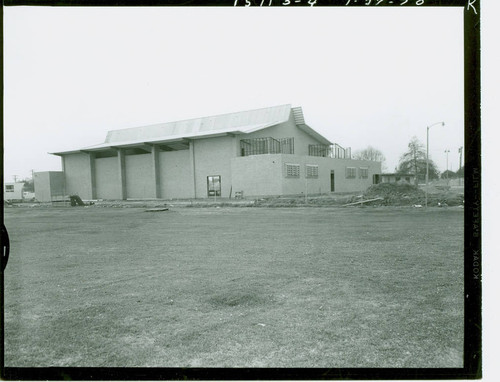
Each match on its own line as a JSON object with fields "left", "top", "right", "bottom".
{"left": 46, "top": 105, "right": 381, "bottom": 200}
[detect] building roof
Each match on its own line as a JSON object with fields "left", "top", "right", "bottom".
{"left": 51, "top": 104, "right": 332, "bottom": 155}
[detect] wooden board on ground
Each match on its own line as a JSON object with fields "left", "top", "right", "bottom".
{"left": 343, "top": 197, "right": 384, "bottom": 207}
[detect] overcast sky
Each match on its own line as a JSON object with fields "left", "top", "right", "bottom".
{"left": 4, "top": 5, "right": 464, "bottom": 181}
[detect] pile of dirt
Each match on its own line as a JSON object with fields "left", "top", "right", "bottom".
{"left": 362, "top": 182, "right": 425, "bottom": 206}
{"left": 362, "top": 182, "right": 464, "bottom": 207}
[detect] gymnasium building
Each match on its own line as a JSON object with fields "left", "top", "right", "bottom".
{"left": 44, "top": 105, "right": 381, "bottom": 200}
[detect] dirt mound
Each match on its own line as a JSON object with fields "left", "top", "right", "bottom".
{"left": 363, "top": 182, "right": 463, "bottom": 206}
{"left": 363, "top": 182, "right": 425, "bottom": 206}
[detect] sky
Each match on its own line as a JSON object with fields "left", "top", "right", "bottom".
{"left": 4, "top": 5, "right": 465, "bottom": 182}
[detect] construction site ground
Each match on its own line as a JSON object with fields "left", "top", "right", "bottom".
{"left": 6, "top": 180, "right": 464, "bottom": 210}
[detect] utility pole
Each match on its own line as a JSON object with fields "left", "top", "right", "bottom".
{"left": 426, "top": 122, "right": 445, "bottom": 208}
{"left": 13, "top": 175, "right": 18, "bottom": 183}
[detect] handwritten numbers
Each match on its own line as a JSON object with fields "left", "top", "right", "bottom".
{"left": 233, "top": 0, "right": 430, "bottom": 6}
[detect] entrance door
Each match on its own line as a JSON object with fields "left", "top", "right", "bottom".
{"left": 207, "top": 175, "right": 221, "bottom": 197}
{"left": 373, "top": 174, "right": 380, "bottom": 184}
{"left": 330, "top": 170, "right": 335, "bottom": 192}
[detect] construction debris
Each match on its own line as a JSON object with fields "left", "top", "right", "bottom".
{"left": 343, "top": 197, "right": 384, "bottom": 207}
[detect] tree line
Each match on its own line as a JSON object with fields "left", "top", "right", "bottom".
{"left": 353, "top": 136, "right": 463, "bottom": 185}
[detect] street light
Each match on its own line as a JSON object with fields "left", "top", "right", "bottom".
{"left": 426, "top": 121, "right": 445, "bottom": 208}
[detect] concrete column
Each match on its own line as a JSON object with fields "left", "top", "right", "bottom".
{"left": 151, "top": 144, "right": 161, "bottom": 198}
{"left": 189, "top": 140, "right": 197, "bottom": 199}
{"left": 117, "top": 148, "right": 127, "bottom": 200}
{"left": 234, "top": 136, "right": 240, "bottom": 157}
{"left": 89, "top": 152, "right": 97, "bottom": 199}
{"left": 60, "top": 156, "right": 67, "bottom": 197}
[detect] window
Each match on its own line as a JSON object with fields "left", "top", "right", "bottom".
{"left": 5, "top": 185, "right": 14, "bottom": 192}
{"left": 285, "top": 163, "right": 300, "bottom": 178}
{"left": 306, "top": 165, "right": 319, "bottom": 178}
{"left": 359, "top": 167, "right": 368, "bottom": 179}
{"left": 207, "top": 175, "right": 221, "bottom": 196}
{"left": 346, "top": 167, "right": 356, "bottom": 179}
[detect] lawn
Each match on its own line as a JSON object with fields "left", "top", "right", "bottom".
{"left": 3, "top": 206, "right": 464, "bottom": 368}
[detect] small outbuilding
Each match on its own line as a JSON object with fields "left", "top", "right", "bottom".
{"left": 4, "top": 182, "right": 25, "bottom": 202}
{"left": 379, "top": 173, "right": 416, "bottom": 185}
{"left": 33, "top": 171, "right": 66, "bottom": 202}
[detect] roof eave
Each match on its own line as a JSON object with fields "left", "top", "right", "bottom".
{"left": 297, "top": 124, "right": 332, "bottom": 145}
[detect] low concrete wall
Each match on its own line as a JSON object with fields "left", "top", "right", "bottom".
{"left": 231, "top": 154, "right": 381, "bottom": 197}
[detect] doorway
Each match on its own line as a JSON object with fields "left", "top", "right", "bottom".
{"left": 207, "top": 175, "right": 221, "bottom": 197}
{"left": 330, "top": 170, "right": 335, "bottom": 192}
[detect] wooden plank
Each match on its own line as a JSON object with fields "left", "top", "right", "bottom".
{"left": 343, "top": 197, "right": 383, "bottom": 207}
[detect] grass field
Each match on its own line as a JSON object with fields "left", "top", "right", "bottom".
{"left": 3, "top": 206, "right": 464, "bottom": 368}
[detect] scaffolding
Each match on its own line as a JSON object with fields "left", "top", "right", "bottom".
{"left": 308, "top": 144, "right": 351, "bottom": 159}
{"left": 240, "top": 137, "right": 294, "bottom": 156}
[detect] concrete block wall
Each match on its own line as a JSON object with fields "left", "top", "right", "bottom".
{"left": 230, "top": 155, "right": 283, "bottom": 197}
{"left": 231, "top": 154, "right": 381, "bottom": 198}
{"left": 192, "top": 136, "right": 235, "bottom": 198}
{"left": 64, "top": 153, "right": 92, "bottom": 199}
{"left": 95, "top": 157, "right": 120, "bottom": 199}
{"left": 159, "top": 150, "right": 193, "bottom": 199}
{"left": 34, "top": 171, "right": 65, "bottom": 202}
{"left": 125, "top": 154, "right": 155, "bottom": 199}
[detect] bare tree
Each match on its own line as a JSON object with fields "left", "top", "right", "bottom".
{"left": 352, "top": 146, "right": 386, "bottom": 170}
{"left": 397, "top": 136, "right": 439, "bottom": 185}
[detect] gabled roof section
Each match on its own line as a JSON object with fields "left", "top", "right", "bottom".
{"left": 104, "top": 104, "right": 292, "bottom": 145}
{"left": 292, "top": 106, "right": 332, "bottom": 146}
{"left": 51, "top": 104, "right": 332, "bottom": 154}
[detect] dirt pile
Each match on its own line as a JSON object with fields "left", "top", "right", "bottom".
{"left": 363, "top": 182, "right": 463, "bottom": 206}
{"left": 362, "top": 183, "right": 425, "bottom": 206}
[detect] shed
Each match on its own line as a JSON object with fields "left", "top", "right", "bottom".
{"left": 34, "top": 171, "right": 66, "bottom": 202}
{"left": 4, "top": 182, "right": 25, "bottom": 201}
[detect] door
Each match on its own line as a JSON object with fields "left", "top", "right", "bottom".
{"left": 330, "top": 170, "right": 335, "bottom": 192}
{"left": 207, "top": 175, "right": 221, "bottom": 197}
